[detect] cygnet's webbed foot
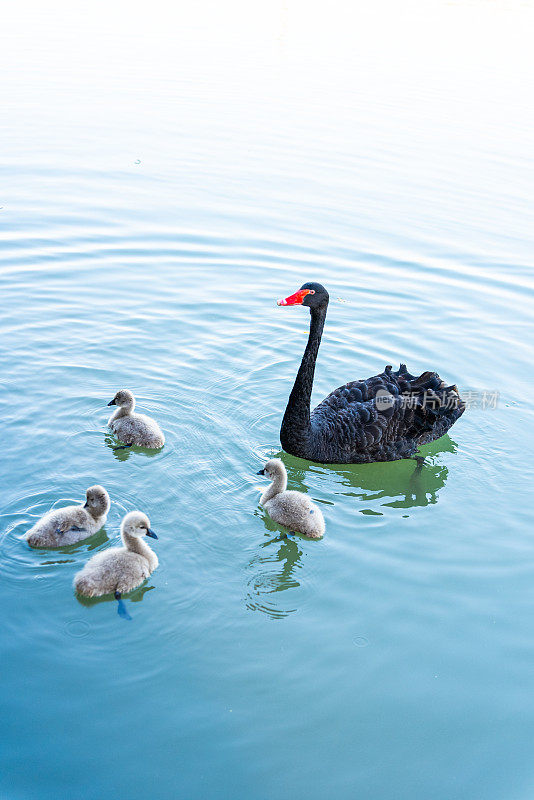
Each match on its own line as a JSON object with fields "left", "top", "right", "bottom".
{"left": 412, "top": 455, "right": 426, "bottom": 471}
{"left": 113, "top": 443, "right": 133, "bottom": 452}
{"left": 115, "top": 591, "right": 132, "bottom": 620}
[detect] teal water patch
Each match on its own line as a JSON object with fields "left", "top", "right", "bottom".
{"left": 1, "top": 1, "right": 534, "bottom": 798}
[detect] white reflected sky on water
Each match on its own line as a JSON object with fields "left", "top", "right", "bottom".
{"left": 2, "top": 0, "right": 533, "bottom": 152}
{"left": 2, "top": 0, "right": 533, "bottom": 272}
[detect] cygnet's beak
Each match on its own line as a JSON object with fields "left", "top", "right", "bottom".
{"left": 145, "top": 528, "right": 158, "bottom": 539}
{"left": 83, "top": 501, "right": 89, "bottom": 508}
{"left": 107, "top": 399, "right": 116, "bottom": 406}
{"left": 256, "top": 468, "right": 265, "bottom": 476}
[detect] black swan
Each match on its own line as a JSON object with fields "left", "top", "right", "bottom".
{"left": 278, "top": 282, "right": 465, "bottom": 464}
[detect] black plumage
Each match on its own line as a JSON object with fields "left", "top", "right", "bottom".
{"left": 278, "top": 283, "right": 465, "bottom": 464}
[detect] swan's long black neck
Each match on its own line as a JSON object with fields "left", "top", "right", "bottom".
{"left": 280, "top": 303, "right": 327, "bottom": 453}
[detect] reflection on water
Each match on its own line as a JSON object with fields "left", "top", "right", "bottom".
{"left": 247, "top": 435, "right": 456, "bottom": 616}
{"left": 75, "top": 583, "right": 155, "bottom": 609}
{"left": 104, "top": 435, "right": 162, "bottom": 461}
{"left": 385, "top": 460, "right": 448, "bottom": 510}
{"left": 278, "top": 434, "right": 457, "bottom": 511}
{"left": 245, "top": 512, "right": 305, "bottom": 618}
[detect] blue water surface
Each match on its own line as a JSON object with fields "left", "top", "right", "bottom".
{"left": 1, "top": 1, "right": 534, "bottom": 798}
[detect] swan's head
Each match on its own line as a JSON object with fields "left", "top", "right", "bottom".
{"left": 84, "top": 485, "right": 110, "bottom": 517}
{"left": 257, "top": 458, "right": 286, "bottom": 481}
{"left": 121, "top": 510, "right": 157, "bottom": 539}
{"left": 277, "top": 282, "right": 329, "bottom": 310}
{"left": 107, "top": 389, "right": 135, "bottom": 411}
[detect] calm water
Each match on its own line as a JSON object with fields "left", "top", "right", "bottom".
{"left": 1, "top": 1, "right": 534, "bottom": 797}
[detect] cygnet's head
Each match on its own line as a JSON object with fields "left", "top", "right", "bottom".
{"left": 256, "top": 458, "right": 286, "bottom": 480}
{"left": 84, "top": 485, "right": 110, "bottom": 517}
{"left": 107, "top": 389, "right": 135, "bottom": 410}
{"left": 121, "top": 510, "right": 157, "bottom": 539}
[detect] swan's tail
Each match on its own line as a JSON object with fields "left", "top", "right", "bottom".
{"left": 390, "top": 364, "right": 465, "bottom": 444}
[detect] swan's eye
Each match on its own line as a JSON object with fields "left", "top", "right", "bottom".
{"left": 309, "top": 290, "right": 315, "bottom": 295}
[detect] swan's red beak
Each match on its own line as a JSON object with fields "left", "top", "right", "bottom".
{"left": 277, "top": 288, "right": 314, "bottom": 306}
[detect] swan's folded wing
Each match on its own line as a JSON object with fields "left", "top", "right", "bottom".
{"left": 315, "top": 376, "right": 393, "bottom": 414}
{"left": 311, "top": 396, "right": 393, "bottom": 459}
{"left": 310, "top": 365, "right": 465, "bottom": 461}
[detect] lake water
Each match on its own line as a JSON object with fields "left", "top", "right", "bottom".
{"left": 1, "top": 1, "right": 534, "bottom": 798}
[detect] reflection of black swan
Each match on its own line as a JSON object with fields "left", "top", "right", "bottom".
{"left": 278, "top": 433, "right": 457, "bottom": 510}
{"left": 278, "top": 283, "right": 465, "bottom": 464}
